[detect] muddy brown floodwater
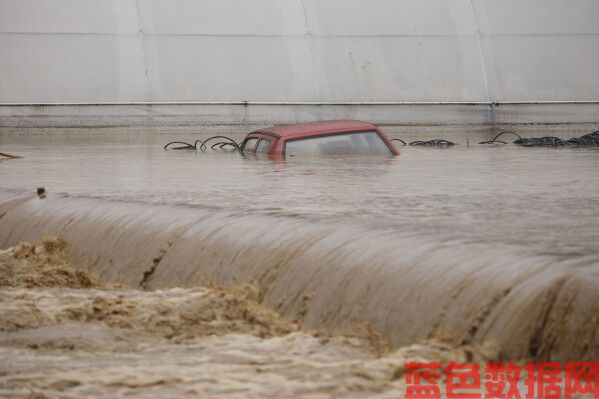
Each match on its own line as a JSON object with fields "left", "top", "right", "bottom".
{"left": 0, "top": 237, "right": 500, "bottom": 399}
{"left": 1, "top": 129, "right": 598, "bottom": 398}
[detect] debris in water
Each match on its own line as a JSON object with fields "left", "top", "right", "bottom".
{"left": 37, "top": 187, "right": 46, "bottom": 199}
{"left": 0, "top": 151, "right": 22, "bottom": 159}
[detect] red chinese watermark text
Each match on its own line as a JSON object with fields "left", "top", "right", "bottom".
{"left": 405, "top": 362, "right": 599, "bottom": 399}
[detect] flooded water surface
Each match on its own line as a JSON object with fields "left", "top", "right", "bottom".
{"left": 2, "top": 130, "right": 599, "bottom": 258}
{"left": 1, "top": 129, "right": 598, "bottom": 398}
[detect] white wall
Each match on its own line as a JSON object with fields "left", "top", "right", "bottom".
{"left": 473, "top": 0, "right": 599, "bottom": 101}
{"left": 1, "top": 0, "right": 598, "bottom": 103}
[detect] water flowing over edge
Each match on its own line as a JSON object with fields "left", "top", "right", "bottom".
{"left": 0, "top": 191, "right": 597, "bottom": 362}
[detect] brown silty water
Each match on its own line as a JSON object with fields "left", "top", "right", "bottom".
{"left": 1, "top": 129, "right": 599, "bottom": 397}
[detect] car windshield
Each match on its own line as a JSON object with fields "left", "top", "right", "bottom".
{"left": 285, "top": 131, "right": 392, "bottom": 157}
{"left": 242, "top": 138, "right": 257, "bottom": 152}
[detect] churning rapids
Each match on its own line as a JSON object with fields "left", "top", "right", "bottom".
{"left": 1, "top": 129, "right": 598, "bottom": 398}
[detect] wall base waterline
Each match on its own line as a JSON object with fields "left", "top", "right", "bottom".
{"left": 1, "top": 103, "right": 599, "bottom": 135}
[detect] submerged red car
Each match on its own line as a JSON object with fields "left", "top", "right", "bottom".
{"left": 241, "top": 120, "right": 400, "bottom": 159}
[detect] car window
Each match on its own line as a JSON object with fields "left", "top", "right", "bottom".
{"left": 285, "top": 131, "right": 392, "bottom": 157}
{"left": 242, "top": 138, "right": 258, "bottom": 153}
{"left": 255, "top": 139, "right": 271, "bottom": 154}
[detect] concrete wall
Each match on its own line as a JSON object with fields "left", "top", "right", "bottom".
{"left": 1, "top": 0, "right": 599, "bottom": 104}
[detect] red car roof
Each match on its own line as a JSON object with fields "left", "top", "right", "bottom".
{"left": 254, "top": 120, "right": 378, "bottom": 140}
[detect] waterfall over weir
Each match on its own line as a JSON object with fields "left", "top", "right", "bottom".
{"left": 1, "top": 192, "right": 597, "bottom": 362}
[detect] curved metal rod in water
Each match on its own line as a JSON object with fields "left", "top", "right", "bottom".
{"left": 200, "top": 136, "right": 241, "bottom": 151}
{"left": 389, "top": 138, "right": 457, "bottom": 147}
{"left": 163, "top": 141, "right": 197, "bottom": 150}
{"left": 163, "top": 137, "right": 239, "bottom": 151}
{"left": 210, "top": 141, "right": 240, "bottom": 150}
{"left": 429, "top": 139, "right": 456, "bottom": 146}
{"left": 479, "top": 131, "right": 523, "bottom": 145}
{"left": 409, "top": 139, "right": 456, "bottom": 147}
